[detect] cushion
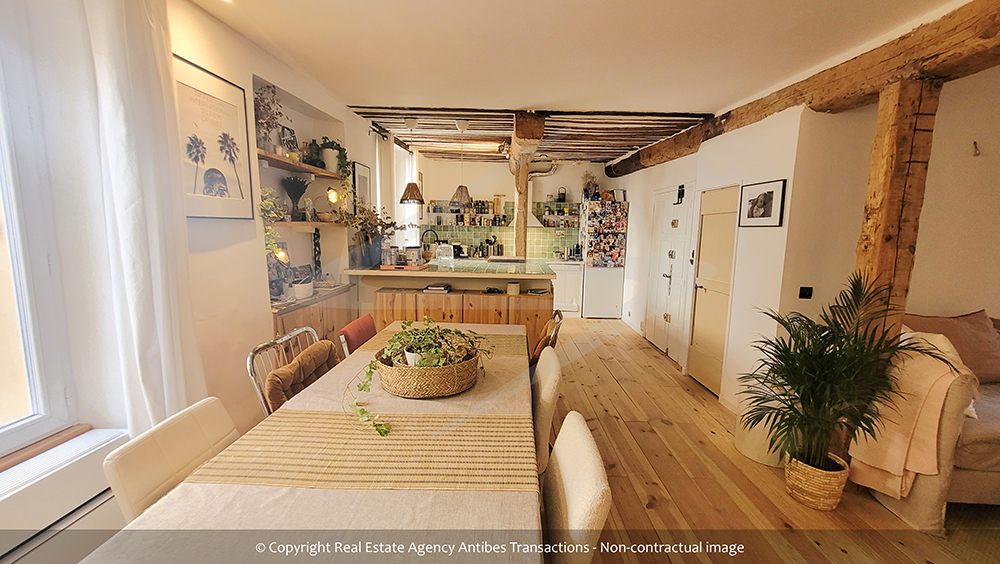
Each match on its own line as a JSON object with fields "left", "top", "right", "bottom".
{"left": 264, "top": 340, "right": 338, "bottom": 411}
{"left": 956, "top": 383, "right": 1000, "bottom": 472}
{"left": 903, "top": 310, "right": 1000, "bottom": 383}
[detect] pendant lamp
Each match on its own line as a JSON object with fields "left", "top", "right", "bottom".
{"left": 399, "top": 182, "right": 424, "bottom": 204}
{"left": 450, "top": 119, "right": 473, "bottom": 208}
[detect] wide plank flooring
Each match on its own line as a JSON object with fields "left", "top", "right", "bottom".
{"left": 550, "top": 318, "right": 972, "bottom": 564}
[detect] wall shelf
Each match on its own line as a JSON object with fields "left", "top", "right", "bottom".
{"left": 256, "top": 148, "right": 343, "bottom": 180}
{"left": 272, "top": 221, "right": 347, "bottom": 233}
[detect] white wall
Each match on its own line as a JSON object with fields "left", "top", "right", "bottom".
{"left": 908, "top": 65, "right": 1000, "bottom": 318}
{"left": 168, "top": 0, "right": 372, "bottom": 432}
{"left": 780, "top": 105, "right": 876, "bottom": 318}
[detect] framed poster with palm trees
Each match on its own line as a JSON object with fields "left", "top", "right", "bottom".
{"left": 174, "top": 55, "right": 253, "bottom": 219}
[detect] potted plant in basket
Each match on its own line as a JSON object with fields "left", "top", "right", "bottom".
{"left": 363, "top": 317, "right": 494, "bottom": 398}
{"left": 739, "top": 273, "right": 947, "bottom": 511}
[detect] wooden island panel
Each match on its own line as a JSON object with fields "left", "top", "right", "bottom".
{"left": 510, "top": 293, "right": 554, "bottom": 353}
{"left": 463, "top": 291, "right": 509, "bottom": 325}
{"left": 273, "top": 287, "right": 355, "bottom": 351}
{"left": 373, "top": 289, "right": 418, "bottom": 330}
{"left": 415, "top": 292, "right": 464, "bottom": 323}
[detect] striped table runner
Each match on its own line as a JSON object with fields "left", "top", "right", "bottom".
{"left": 186, "top": 409, "right": 538, "bottom": 493}
{"left": 357, "top": 332, "right": 527, "bottom": 357}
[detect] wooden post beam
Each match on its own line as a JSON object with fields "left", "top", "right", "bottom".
{"left": 509, "top": 111, "right": 545, "bottom": 258}
{"left": 856, "top": 78, "right": 942, "bottom": 332}
{"left": 607, "top": 0, "right": 1000, "bottom": 177}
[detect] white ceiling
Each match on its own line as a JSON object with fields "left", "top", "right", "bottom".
{"left": 191, "top": 0, "right": 956, "bottom": 114}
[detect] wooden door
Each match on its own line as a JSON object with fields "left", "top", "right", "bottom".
{"left": 510, "top": 292, "right": 554, "bottom": 353}
{"left": 373, "top": 289, "right": 418, "bottom": 330}
{"left": 463, "top": 291, "right": 508, "bottom": 324}
{"left": 416, "top": 292, "right": 463, "bottom": 323}
{"left": 688, "top": 186, "right": 738, "bottom": 395}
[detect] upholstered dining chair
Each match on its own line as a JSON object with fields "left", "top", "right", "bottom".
{"left": 543, "top": 410, "right": 612, "bottom": 564}
{"left": 103, "top": 397, "right": 238, "bottom": 523}
{"left": 339, "top": 314, "right": 377, "bottom": 358}
{"left": 548, "top": 309, "right": 565, "bottom": 348}
{"left": 264, "top": 339, "right": 339, "bottom": 412}
{"left": 246, "top": 326, "right": 318, "bottom": 416}
{"left": 533, "top": 346, "right": 563, "bottom": 474}
{"left": 530, "top": 313, "right": 560, "bottom": 367}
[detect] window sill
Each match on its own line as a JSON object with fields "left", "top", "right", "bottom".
{"left": 0, "top": 429, "right": 128, "bottom": 555}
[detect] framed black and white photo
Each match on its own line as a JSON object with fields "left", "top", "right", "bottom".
{"left": 279, "top": 125, "right": 298, "bottom": 151}
{"left": 174, "top": 55, "right": 253, "bottom": 219}
{"left": 739, "top": 179, "right": 786, "bottom": 227}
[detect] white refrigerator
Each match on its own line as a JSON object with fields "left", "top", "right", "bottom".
{"left": 581, "top": 201, "right": 628, "bottom": 318}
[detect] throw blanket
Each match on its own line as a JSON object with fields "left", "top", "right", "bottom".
{"left": 849, "top": 332, "right": 973, "bottom": 499}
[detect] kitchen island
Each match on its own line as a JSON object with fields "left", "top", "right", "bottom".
{"left": 345, "top": 259, "right": 555, "bottom": 350}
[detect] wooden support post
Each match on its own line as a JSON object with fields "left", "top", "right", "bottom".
{"left": 509, "top": 112, "right": 545, "bottom": 258}
{"left": 856, "top": 78, "right": 942, "bottom": 332}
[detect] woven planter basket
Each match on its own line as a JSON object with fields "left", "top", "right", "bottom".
{"left": 375, "top": 349, "right": 480, "bottom": 399}
{"left": 784, "top": 453, "right": 849, "bottom": 511}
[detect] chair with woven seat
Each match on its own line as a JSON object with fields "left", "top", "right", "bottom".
{"left": 264, "top": 339, "right": 339, "bottom": 412}
{"left": 339, "top": 314, "right": 377, "bottom": 358}
{"left": 246, "top": 326, "right": 319, "bottom": 416}
{"left": 543, "top": 410, "right": 612, "bottom": 564}
{"left": 533, "top": 346, "right": 563, "bottom": 474}
{"left": 103, "top": 397, "right": 238, "bottom": 523}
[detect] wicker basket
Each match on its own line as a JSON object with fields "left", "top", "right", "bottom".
{"left": 375, "top": 349, "right": 480, "bottom": 399}
{"left": 784, "top": 453, "right": 849, "bottom": 511}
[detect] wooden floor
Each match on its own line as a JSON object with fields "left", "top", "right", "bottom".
{"left": 550, "top": 318, "right": 969, "bottom": 564}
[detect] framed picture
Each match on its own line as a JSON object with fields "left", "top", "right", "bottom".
{"left": 174, "top": 55, "right": 254, "bottom": 219}
{"left": 354, "top": 162, "right": 372, "bottom": 211}
{"left": 279, "top": 125, "right": 297, "bottom": 151}
{"left": 739, "top": 179, "right": 786, "bottom": 227}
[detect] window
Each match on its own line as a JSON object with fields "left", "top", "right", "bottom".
{"left": 0, "top": 84, "right": 73, "bottom": 457}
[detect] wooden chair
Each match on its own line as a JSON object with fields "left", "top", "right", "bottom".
{"left": 533, "top": 346, "right": 563, "bottom": 474}
{"left": 549, "top": 309, "right": 565, "bottom": 348}
{"left": 103, "top": 397, "right": 238, "bottom": 523}
{"left": 246, "top": 326, "right": 318, "bottom": 416}
{"left": 339, "top": 314, "right": 377, "bottom": 358}
{"left": 543, "top": 410, "right": 612, "bottom": 564}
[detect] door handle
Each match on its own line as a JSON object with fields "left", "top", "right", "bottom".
{"left": 662, "top": 273, "right": 671, "bottom": 279}
{"left": 694, "top": 284, "right": 705, "bottom": 291}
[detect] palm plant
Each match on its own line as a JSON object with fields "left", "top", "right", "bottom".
{"left": 739, "top": 272, "right": 947, "bottom": 470}
{"left": 218, "top": 132, "right": 244, "bottom": 199}
{"left": 185, "top": 134, "right": 206, "bottom": 194}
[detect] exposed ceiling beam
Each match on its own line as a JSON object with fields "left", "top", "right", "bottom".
{"left": 606, "top": 0, "right": 1000, "bottom": 177}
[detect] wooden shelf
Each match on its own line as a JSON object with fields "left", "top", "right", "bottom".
{"left": 272, "top": 221, "right": 347, "bottom": 233}
{"left": 256, "top": 148, "right": 343, "bottom": 179}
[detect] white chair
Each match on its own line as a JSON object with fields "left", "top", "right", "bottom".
{"left": 543, "top": 410, "right": 612, "bottom": 564}
{"left": 246, "top": 326, "right": 319, "bottom": 416}
{"left": 533, "top": 346, "right": 563, "bottom": 474}
{"left": 103, "top": 397, "right": 238, "bottom": 523}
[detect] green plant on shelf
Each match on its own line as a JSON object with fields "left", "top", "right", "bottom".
{"left": 258, "top": 187, "right": 287, "bottom": 258}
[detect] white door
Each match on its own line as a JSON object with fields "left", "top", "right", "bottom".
{"left": 687, "top": 186, "right": 739, "bottom": 396}
{"left": 644, "top": 188, "right": 690, "bottom": 361}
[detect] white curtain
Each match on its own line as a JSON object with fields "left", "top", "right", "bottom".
{"left": 0, "top": 0, "right": 206, "bottom": 435}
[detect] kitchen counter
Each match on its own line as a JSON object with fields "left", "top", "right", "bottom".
{"left": 345, "top": 259, "right": 555, "bottom": 280}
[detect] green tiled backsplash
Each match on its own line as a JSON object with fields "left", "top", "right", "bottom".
{"left": 420, "top": 200, "right": 581, "bottom": 259}
{"left": 417, "top": 224, "right": 580, "bottom": 259}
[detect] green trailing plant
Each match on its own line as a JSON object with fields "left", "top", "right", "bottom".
{"left": 739, "top": 272, "right": 949, "bottom": 470}
{"left": 348, "top": 318, "right": 495, "bottom": 437}
{"left": 318, "top": 136, "right": 355, "bottom": 204}
{"left": 258, "top": 187, "right": 287, "bottom": 258}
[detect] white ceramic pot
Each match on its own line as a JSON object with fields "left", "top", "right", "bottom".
{"left": 322, "top": 148, "right": 339, "bottom": 173}
{"left": 404, "top": 349, "right": 422, "bottom": 367}
{"left": 292, "top": 281, "right": 314, "bottom": 300}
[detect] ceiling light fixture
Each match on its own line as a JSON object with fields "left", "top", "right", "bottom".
{"left": 404, "top": 118, "right": 418, "bottom": 130}
{"left": 399, "top": 182, "right": 424, "bottom": 204}
{"left": 450, "top": 120, "right": 473, "bottom": 208}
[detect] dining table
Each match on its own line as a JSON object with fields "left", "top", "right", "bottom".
{"left": 81, "top": 322, "right": 543, "bottom": 563}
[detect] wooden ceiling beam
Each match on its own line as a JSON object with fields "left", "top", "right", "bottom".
{"left": 606, "top": 0, "right": 1000, "bottom": 177}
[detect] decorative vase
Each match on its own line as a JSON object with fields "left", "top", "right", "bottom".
{"left": 289, "top": 195, "right": 305, "bottom": 222}
{"left": 322, "top": 148, "right": 340, "bottom": 173}
{"left": 784, "top": 453, "right": 849, "bottom": 511}
{"left": 367, "top": 236, "right": 383, "bottom": 267}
